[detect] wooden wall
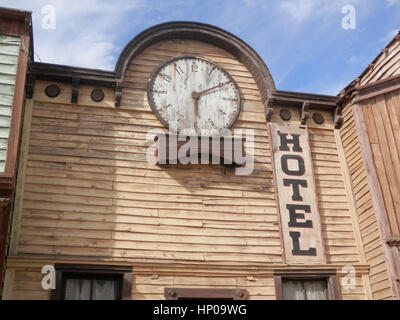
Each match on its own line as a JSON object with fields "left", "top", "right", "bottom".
{"left": 360, "top": 91, "right": 400, "bottom": 236}
{"left": 339, "top": 101, "right": 393, "bottom": 299}
{"left": 4, "top": 39, "right": 369, "bottom": 299}
{"left": 4, "top": 257, "right": 369, "bottom": 300}
{"left": 0, "top": 35, "right": 20, "bottom": 172}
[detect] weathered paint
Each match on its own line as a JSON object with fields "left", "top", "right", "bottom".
{"left": 0, "top": 35, "right": 20, "bottom": 172}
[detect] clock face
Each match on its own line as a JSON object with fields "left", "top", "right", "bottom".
{"left": 147, "top": 56, "right": 241, "bottom": 135}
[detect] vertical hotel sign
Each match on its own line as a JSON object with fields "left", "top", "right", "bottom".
{"left": 269, "top": 123, "right": 325, "bottom": 264}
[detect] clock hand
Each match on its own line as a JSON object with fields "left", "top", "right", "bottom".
{"left": 191, "top": 81, "right": 231, "bottom": 135}
{"left": 191, "top": 81, "right": 231, "bottom": 100}
{"left": 193, "top": 93, "right": 199, "bottom": 135}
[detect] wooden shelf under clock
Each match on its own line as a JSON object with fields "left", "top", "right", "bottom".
{"left": 154, "top": 134, "right": 246, "bottom": 168}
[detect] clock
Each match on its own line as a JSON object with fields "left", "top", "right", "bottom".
{"left": 147, "top": 55, "right": 241, "bottom": 135}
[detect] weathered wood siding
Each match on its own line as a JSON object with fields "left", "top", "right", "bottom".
{"left": 5, "top": 40, "right": 368, "bottom": 299}
{"left": 0, "top": 35, "right": 20, "bottom": 172}
{"left": 361, "top": 91, "right": 400, "bottom": 236}
{"left": 339, "top": 102, "right": 392, "bottom": 299}
{"left": 4, "top": 257, "right": 368, "bottom": 300}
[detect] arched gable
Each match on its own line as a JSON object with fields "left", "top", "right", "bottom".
{"left": 115, "top": 21, "right": 275, "bottom": 104}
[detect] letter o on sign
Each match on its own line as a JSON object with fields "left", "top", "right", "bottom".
{"left": 281, "top": 154, "right": 305, "bottom": 176}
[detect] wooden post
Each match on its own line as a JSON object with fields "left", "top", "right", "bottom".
{"left": 0, "top": 199, "right": 11, "bottom": 297}
{"left": 8, "top": 99, "right": 33, "bottom": 256}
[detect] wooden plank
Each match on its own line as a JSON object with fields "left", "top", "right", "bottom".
{"left": 334, "top": 128, "right": 371, "bottom": 298}
{"left": 353, "top": 103, "right": 399, "bottom": 299}
{"left": 374, "top": 95, "right": 400, "bottom": 231}
{"left": 9, "top": 99, "right": 33, "bottom": 255}
{"left": 1, "top": 268, "right": 15, "bottom": 300}
{"left": 385, "top": 92, "right": 400, "bottom": 232}
{"left": 0, "top": 35, "right": 20, "bottom": 173}
{"left": 369, "top": 99, "right": 400, "bottom": 234}
{"left": 4, "top": 35, "right": 29, "bottom": 178}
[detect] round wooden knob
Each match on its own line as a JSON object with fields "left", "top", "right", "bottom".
{"left": 91, "top": 89, "right": 105, "bottom": 102}
{"left": 45, "top": 84, "right": 60, "bottom": 98}
{"left": 280, "top": 109, "right": 291, "bottom": 121}
{"left": 312, "top": 113, "right": 325, "bottom": 125}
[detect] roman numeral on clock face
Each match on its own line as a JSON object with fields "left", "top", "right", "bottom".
{"left": 161, "top": 73, "right": 172, "bottom": 82}
{"left": 174, "top": 64, "right": 184, "bottom": 75}
{"left": 148, "top": 56, "right": 241, "bottom": 134}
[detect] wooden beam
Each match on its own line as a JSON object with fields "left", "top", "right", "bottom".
{"left": 354, "top": 74, "right": 400, "bottom": 103}
{"left": 334, "top": 106, "right": 344, "bottom": 129}
{"left": 164, "top": 287, "right": 248, "bottom": 300}
{"left": 4, "top": 35, "right": 30, "bottom": 180}
{"left": 5, "top": 256, "right": 372, "bottom": 275}
{"left": 265, "top": 97, "right": 274, "bottom": 122}
{"left": 115, "top": 81, "right": 122, "bottom": 107}
{"left": 1, "top": 268, "right": 15, "bottom": 300}
{"left": 0, "top": 199, "right": 11, "bottom": 298}
{"left": 272, "top": 90, "right": 338, "bottom": 108}
{"left": 300, "top": 101, "right": 310, "bottom": 125}
{"left": 8, "top": 99, "right": 33, "bottom": 256}
{"left": 71, "top": 78, "right": 79, "bottom": 104}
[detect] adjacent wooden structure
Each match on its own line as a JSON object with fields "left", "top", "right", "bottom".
{"left": 0, "top": 7, "right": 32, "bottom": 297}
{"left": 0, "top": 9, "right": 399, "bottom": 300}
{"left": 336, "top": 31, "right": 400, "bottom": 299}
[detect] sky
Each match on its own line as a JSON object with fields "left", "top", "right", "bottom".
{"left": 1, "top": 0, "right": 399, "bottom": 95}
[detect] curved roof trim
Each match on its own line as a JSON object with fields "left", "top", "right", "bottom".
{"left": 115, "top": 21, "right": 276, "bottom": 103}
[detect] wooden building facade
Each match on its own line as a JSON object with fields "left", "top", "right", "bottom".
{"left": 0, "top": 7, "right": 399, "bottom": 300}
{"left": 0, "top": 7, "right": 32, "bottom": 297}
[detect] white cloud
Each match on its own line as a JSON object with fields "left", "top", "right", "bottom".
{"left": 279, "top": 0, "right": 316, "bottom": 22}
{"left": 387, "top": 0, "right": 399, "bottom": 7}
{"left": 346, "top": 55, "right": 359, "bottom": 65}
{"left": 319, "top": 81, "right": 348, "bottom": 96}
{"left": 36, "top": 33, "right": 120, "bottom": 70}
{"left": 0, "top": 0, "right": 143, "bottom": 69}
{"left": 279, "top": 0, "right": 363, "bottom": 23}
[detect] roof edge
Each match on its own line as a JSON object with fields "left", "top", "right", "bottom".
{"left": 340, "top": 30, "right": 400, "bottom": 102}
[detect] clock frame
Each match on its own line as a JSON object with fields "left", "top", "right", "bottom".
{"left": 147, "top": 55, "right": 241, "bottom": 135}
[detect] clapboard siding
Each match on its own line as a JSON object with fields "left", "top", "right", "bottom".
{"left": 18, "top": 40, "right": 282, "bottom": 266}
{"left": 340, "top": 102, "right": 392, "bottom": 299}
{"left": 4, "top": 257, "right": 369, "bottom": 300}
{"left": 0, "top": 35, "right": 20, "bottom": 172}
{"left": 6, "top": 39, "right": 367, "bottom": 299}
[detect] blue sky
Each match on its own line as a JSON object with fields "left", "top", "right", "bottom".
{"left": 1, "top": 0, "right": 399, "bottom": 95}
